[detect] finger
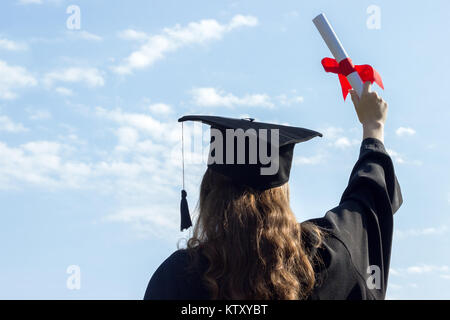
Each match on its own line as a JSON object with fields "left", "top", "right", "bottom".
{"left": 362, "top": 81, "right": 372, "bottom": 96}
{"left": 374, "top": 91, "right": 381, "bottom": 100}
{"left": 349, "top": 89, "right": 359, "bottom": 107}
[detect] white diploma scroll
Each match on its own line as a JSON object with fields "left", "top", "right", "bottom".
{"left": 313, "top": 13, "right": 364, "bottom": 97}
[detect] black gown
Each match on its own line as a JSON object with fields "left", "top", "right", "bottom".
{"left": 144, "top": 138, "right": 403, "bottom": 300}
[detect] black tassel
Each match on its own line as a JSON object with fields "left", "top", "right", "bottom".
{"left": 180, "top": 189, "right": 192, "bottom": 231}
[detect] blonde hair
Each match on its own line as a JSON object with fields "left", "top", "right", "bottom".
{"left": 187, "top": 168, "right": 323, "bottom": 299}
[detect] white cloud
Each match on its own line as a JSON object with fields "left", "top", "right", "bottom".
{"left": 54, "top": 87, "right": 73, "bottom": 96}
{"left": 390, "top": 268, "right": 400, "bottom": 276}
{"left": 26, "top": 108, "right": 52, "bottom": 121}
{"left": 104, "top": 205, "right": 180, "bottom": 238}
{"left": 322, "top": 126, "right": 345, "bottom": 140}
{"left": 334, "top": 137, "right": 352, "bottom": 149}
{"left": 18, "top": 0, "right": 42, "bottom": 4}
{"left": 149, "top": 103, "right": 173, "bottom": 116}
{"left": 395, "top": 225, "right": 448, "bottom": 239}
{"left": 294, "top": 154, "right": 324, "bottom": 165}
{"left": 227, "top": 14, "right": 259, "bottom": 29}
{"left": 387, "top": 148, "right": 422, "bottom": 166}
{"left": 115, "top": 127, "right": 139, "bottom": 152}
{"left": 277, "top": 94, "right": 304, "bottom": 106}
{"left": 0, "top": 38, "right": 27, "bottom": 51}
{"left": 406, "top": 265, "right": 450, "bottom": 274}
{"left": 390, "top": 265, "right": 450, "bottom": 280}
{"left": 44, "top": 67, "right": 104, "bottom": 88}
{"left": 0, "top": 140, "right": 90, "bottom": 189}
{"left": 18, "top": 0, "right": 62, "bottom": 4}
{"left": 0, "top": 60, "right": 37, "bottom": 99}
{"left": 396, "top": 127, "right": 416, "bottom": 137}
{"left": 191, "top": 87, "right": 273, "bottom": 108}
{"left": 113, "top": 14, "right": 258, "bottom": 74}
{"left": 0, "top": 115, "right": 28, "bottom": 133}
{"left": 337, "top": 137, "right": 359, "bottom": 149}
{"left": 386, "top": 149, "right": 405, "bottom": 164}
{"left": 95, "top": 107, "right": 180, "bottom": 143}
{"left": 321, "top": 126, "right": 359, "bottom": 150}
{"left": 388, "top": 283, "right": 402, "bottom": 290}
{"left": 0, "top": 108, "right": 203, "bottom": 238}
{"left": 69, "top": 30, "right": 103, "bottom": 41}
{"left": 118, "top": 29, "right": 149, "bottom": 41}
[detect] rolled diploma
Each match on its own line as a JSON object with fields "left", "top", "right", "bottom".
{"left": 313, "top": 13, "right": 364, "bottom": 97}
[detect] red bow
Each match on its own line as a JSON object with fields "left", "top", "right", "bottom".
{"left": 321, "top": 57, "right": 384, "bottom": 100}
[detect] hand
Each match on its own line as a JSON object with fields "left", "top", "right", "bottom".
{"left": 349, "top": 82, "right": 388, "bottom": 143}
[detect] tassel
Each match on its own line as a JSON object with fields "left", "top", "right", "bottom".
{"left": 180, "top": 189, "right": 192, "bottom": 231}
{"left": 180, "top": 122, "right": 192, "bottom": 231}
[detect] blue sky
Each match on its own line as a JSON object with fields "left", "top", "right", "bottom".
{"left": 0, "top": 0, "right": 449, "bottom": 299}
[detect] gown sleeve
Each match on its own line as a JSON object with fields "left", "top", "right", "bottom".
{"left": 308, "top": 137, "right": 403, "bottom": 299}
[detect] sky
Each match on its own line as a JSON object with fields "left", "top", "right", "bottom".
{"left": 0, "top": 0, "right": 449, "bottom": 299}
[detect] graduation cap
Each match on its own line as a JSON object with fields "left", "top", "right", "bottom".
{"left": 178, "top": 115, "right": 322, "bottom": 231}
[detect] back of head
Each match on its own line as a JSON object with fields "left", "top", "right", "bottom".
{"left": 187, "top": 168, "right": 322, "bottom": 300}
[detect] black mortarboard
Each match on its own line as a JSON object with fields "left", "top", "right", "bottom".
{"left": 177, "top": 115, "right": 322, "bottom": 231}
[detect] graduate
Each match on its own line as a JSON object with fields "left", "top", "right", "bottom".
{"left": 144, "top": 81, "right": 402, "bottom": 300}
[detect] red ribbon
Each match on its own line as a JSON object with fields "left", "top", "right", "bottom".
{"left": 321, "top": 57, "right": 384, "bottom": 100}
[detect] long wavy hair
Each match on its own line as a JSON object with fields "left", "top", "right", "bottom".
{"left": 186, "top": 167, "right": 323, "bottom": 300}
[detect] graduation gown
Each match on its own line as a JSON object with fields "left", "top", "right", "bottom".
{"left": 144, "top": 138, "right": 403, "bottom": 300}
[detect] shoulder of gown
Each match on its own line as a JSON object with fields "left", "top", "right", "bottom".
{"left": 144, "top": 249, "right": 210, "bottom": 300}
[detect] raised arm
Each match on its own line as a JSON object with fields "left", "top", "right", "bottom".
{"left": 308, "top": 84, "right": 403, "bottom": 299}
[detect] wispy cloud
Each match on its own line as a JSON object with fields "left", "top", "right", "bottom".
{"left": 104, "top": 205, "right": 180, "bottom": 238}
{"left": 387, "top": 148, "right": 422, "bottom": 165}
{"left": 148, "top": 103, "right": 173, "bottom": 116}
{"left": 0, "top": 60, "right": 37, "bottom": 99}
{"left": 321, "top": 126, "right": 359, "bottom": 150}
{"left": 277, "top": 93, "right": 304, "bottom": 106}
{"left": 190, "top": 88, "right": 306, "bottom": 109}
{"left": 113, "top": 14, "right": 258, "bottom": 74}
{"left": 396, "top": 127, "right": 416, "bottom": 137}
{"left": 95, "top": 107, "right": 179, "bottom": 142}
{"left": 118, "top": 29, "right": 149, "bottom": 41}
{"left": 0, "top": 140, "right": 90, "bottom": 189}
{"left": 67, "top": 30, "right": 103, "bottom": 42}
{"left": 406, "top": 265, "right": 450, "bottom": 275}
{"left": 294, "top": 154, "right": 325, "bottom": 165}
{"left": 333, "top": 137, "right": 359, "bottom": 149}
{"left": 54, "top": 87, "right": 74, "bottom": 96}
{"left": 0, "top": 108, "right": 194, "bottom": 237}
{"left": 395, "top": 225, "right": 448, "bottom": 239}
{"left": 43, "top": 67, "right": 104, "bottom": 88}
{"left": 26, "top": 108, "right": 52, "bottom": 121}
{"left": 18, "top": 0, "right": 43, "bottom": 4}
{"left": 0, "top": 38, "right": 27, "bottom": 51}
{"left": 390, "top": 265, "right": 450, "bottom": 280}
{"left": 18, "top": 0, "right": 62, "bottom": 5}
{"left": 0, "top": 115, "right": 28, "bottom": 133}
{"left": 190, "top": 87, "right": 274, "bottom": 109}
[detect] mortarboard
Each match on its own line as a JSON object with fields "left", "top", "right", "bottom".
{"left": 178, "top": 115, "right": 322, "bottom": 231}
